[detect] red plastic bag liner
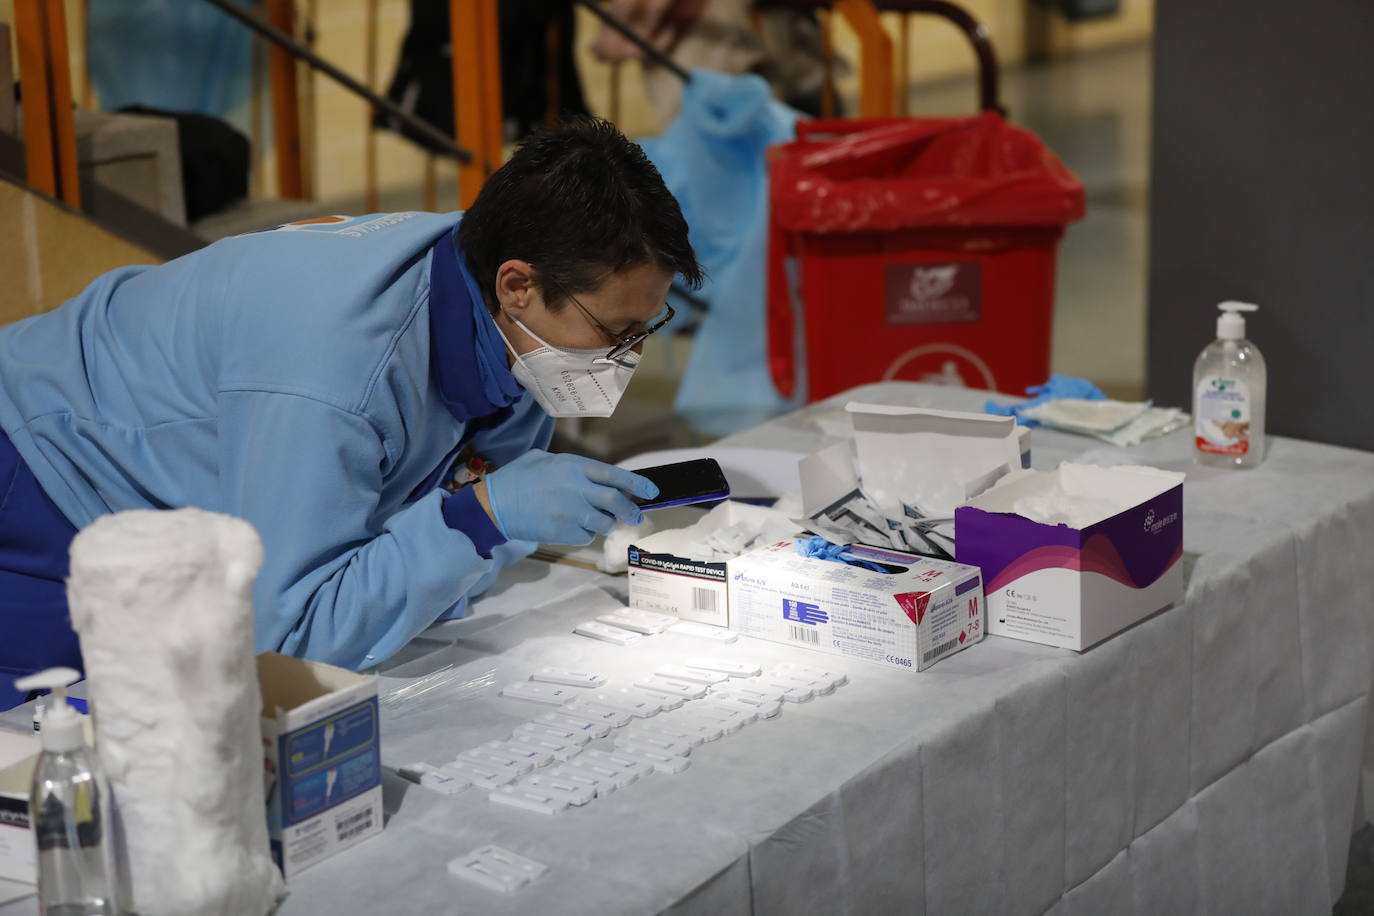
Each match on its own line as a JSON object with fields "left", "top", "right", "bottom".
{"left": 771, "top": 113, "right": 1084, "bottom": 232}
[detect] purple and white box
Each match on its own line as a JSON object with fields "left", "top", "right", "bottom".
{"left": 954, "top": 464, "right": 1185, "bottom": 651}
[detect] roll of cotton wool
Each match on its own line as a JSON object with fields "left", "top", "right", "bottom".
{"left": 67, "top": 508, "right": 287, "bottom": 916}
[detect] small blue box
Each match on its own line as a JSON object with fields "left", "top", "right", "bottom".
{"left": 258, "top": 653, "right": 382, "bottom": 879}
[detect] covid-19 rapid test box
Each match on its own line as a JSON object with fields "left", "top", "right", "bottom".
{"left": 258, "top": 652, "right": 383, "bottom": 879}
{"left": 727, "top": 539, "right": 985, "bottom": 671}
{"left": 955, "top": 464, "right": 1185, "bottom": 651}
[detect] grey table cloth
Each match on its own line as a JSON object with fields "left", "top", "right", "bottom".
{"left": 3, "top": 382, "right": 1370, "bottom": 915}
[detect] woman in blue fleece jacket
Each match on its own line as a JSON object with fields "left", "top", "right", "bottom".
{"left": 0, "top": 118, "right": 702, "bottom": 708}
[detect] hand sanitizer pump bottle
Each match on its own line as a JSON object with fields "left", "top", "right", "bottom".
{"left": 14, "top": 668, "right": 122, "bottom": 916}
{"left": 1194, "top": 301, "right": 1267, "bottom": 469}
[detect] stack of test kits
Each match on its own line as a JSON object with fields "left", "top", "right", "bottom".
{"left": 398, "top": 658, "right": 850, "bottom": 822}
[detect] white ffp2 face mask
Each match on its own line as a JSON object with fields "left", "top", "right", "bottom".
{"left": 494, "top": 315, "right": 640, "bottom": 418}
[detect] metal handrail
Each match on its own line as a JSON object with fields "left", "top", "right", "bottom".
{"left": 879, "top": 0, "right": 1000, "bottom": 114}
{"left": 755, "top": 0, "right": 1002, "bottom": 114}
{"left": 572, "top": 0, "right": 693, "bottom": 84}
{"left": 200, "top": 0, "right": 472, "bottom": 162}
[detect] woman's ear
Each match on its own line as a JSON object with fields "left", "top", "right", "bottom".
{"left": 493, "top": 259, "right": 538, "bottom": 315}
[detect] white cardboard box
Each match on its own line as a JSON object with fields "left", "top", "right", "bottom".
{"left": 628, "top": 501, "right": 803, "bottom": 628}
{"left": 728, "top": 539, "right": 985, "bottom": 671}
{"left": 0, "top": 730, "right": 40, "bottom": 884}
{"left": 259, "top": 653, "right": 383, "bottom": 880}
{"left": 627, "top": 546, "right": 729, "bottom": 627}
{"left": 955, "top": 464, "right": 1185, "bottom": 650}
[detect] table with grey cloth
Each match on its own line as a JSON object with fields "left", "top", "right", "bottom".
{"left": 6, "top": 382, "right": 1373, "bottom": 915}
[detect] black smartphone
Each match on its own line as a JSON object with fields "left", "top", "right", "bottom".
{"left": 630, "top": 458, "right": 731, "bottom": 511}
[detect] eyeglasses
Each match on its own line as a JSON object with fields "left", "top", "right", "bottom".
{"left": 540, "top": 272, "right": 675, "bottom": 361}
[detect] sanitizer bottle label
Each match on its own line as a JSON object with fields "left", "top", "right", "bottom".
{"left": 1195, "top": 376, "right": 1251, "bottom": 455}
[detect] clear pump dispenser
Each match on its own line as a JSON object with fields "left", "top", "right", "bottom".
{"left": 13, "top": 668, "right": 121, "bottom": 916}
{"left": 1194, "top": 301, "right": 1267, "bottom": 468}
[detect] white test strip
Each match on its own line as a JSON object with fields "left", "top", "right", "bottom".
{"left": 774, "top": 662, "right": 848, "bottom": 689}
{"left": 699, "top": 698, "right": 768, "bottom": 722}
{"left": 743, "top": 680, "right": 814, "bottom": 703}
{"left": 456, "top": 748, "right": 535, "bottom": 777}
{"left": 586, "top": 689, "right": 667, "bottom": 717}
{"left": 530, "top": 666, "right": 607, "bottom": 688}
{"left": 674, "top": 706, "right": 749, "bottom": 733}
{"left": 687, "top": 657, "right": 762, "bottom": 677}
{"left": 573, "top": 620, "right": 643, "bottom": 646}
{"left": 712, "top": 683, "right": 785, "bottom": 704}
{"left": 630, "top": 720, "right": 709, "bottom": 746}
{"left": 634, "top": 677, "right": 708, "bottom": 700}
{"left": 514, "top": 721, "right": 592, "bottom": 747}
{"left": 482, "top": 740, "right": 556, "bottom": 769}
{"left": 655, "top": 664, "right": 730, "bottom": 686}
{"left": 397, "top": 762, "right": 471, "bottom": 796}
{"left": 655, "top": 715, "right": 724, "bottom": 742}
{"left": 612, "top": 744, "right": 692, "bottom": 776}
{"left": 447, "top": 758, "right": 519, "bottom": 790}
{"left": 563, "top": 701, "right": 634, "bottom": 728}
{"left": 539, "top": 710, "right": 615, "bottom": 737}
{"left": 709, "top": 694, "right": 782, "bottom": 718}
{"left": 505, "top": 734, "right": 581, "bottom": 763}
{"left": 596, "top": 608, "right": 676, "bottom": 635}
{"left": 489, "top": 785, "right": 569, "bottom": 816}
{"left": 546, "top": 764, "right": 616, "bottom": 797}
{"left": 774, "top": 674, "right": 835, "bottom": 696}
{"left": 518, "top": 772, "right": 596, "bottom": 807}
{"left": 449, "top": 856, "right": 532, "bottom": 893}
{"left": 580, "top": 748, "right": 652, "bottom": 780}
{"left": 669, "top": 622, "right": 738, "bottom": 643}
{"left": 501, "top": 680, "right": 577, "bottom": 706}
{"left": 557, "top": 759, "right": 639, "bottom": 791}
{"left": 615, "top": 732, "right": 691, "bottom": 757}
{"left": 449, "top": 845, "right": 548, "bottom": 894}
{"left": 770, "top": 673, "right": 834, "bottom": 696}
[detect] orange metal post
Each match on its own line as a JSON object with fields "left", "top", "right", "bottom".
{"left": 819, "top": 8, "right": 836, "bottom": 119}
{"left": 14, "top": 0, "right": 80, "bottom": 206}
{"left": 266, "top": 0, "right": 305, "bottom": 199}
{"left": 14, "top": 0, "right": 57, "bottom": 198}
{"left": 452, "top": 0, "right": 502, "bottom": 209}
{"left": 897, "top": 13, "right": 911, "bottom": 115}
{"left": 835, "top": 0, "right": 895, "bottom": 118}
{"left": 42, "top": 0, "right": 79, "bottom": 207}
{"left": 364, "top": 0, "right": 379, "bottom": 212}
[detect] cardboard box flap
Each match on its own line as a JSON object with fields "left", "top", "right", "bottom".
{"left": 845, "top": 403, "right": 1021, "bottom": 517}
{"left": 964, "top": 463, "right": 1185, "bottom": 529}
{"left": 258, "top": 652, "right": 375, "bottom": 722}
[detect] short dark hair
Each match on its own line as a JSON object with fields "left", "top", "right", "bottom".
{"left": 457, "top": 117, "right": 703, "bottom": 311}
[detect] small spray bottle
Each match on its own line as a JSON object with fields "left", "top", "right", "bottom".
{"left": 1193, "top": 301, "right": 1267, "bottom": 468}
{"left": 14, "top": 668, "right": 122, "bottom": 916}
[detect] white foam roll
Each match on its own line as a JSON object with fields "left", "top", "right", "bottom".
{"left": 67, "top": 508, "right": 287, "bottom": 916}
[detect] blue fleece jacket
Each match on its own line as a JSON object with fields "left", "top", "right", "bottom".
{"left": 0, "top": 212, "right": 552, "bottom": 669}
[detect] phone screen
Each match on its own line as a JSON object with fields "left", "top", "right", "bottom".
{"left": 630, "top": 458, "right": 731, "bottom": 510}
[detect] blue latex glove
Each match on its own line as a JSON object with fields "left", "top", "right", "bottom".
{"left": 985, "top": 373, "right": 1106, "bottom": 426}
{"left": 794, "top": 535, "right": 890, "bottom": 573}
{"left": 483, "top": 450, "right": 657, "bottom": 546}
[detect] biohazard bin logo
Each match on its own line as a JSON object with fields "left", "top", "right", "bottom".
{"left": 885, "top": 262, "right": 982, "bottom": 325}
{"left": 881, "top": 343, "right": 997, "bottom": 390}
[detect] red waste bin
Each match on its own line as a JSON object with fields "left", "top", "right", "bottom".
{"left": 767, "top": 113, "right": 1085, "bottom": 402}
